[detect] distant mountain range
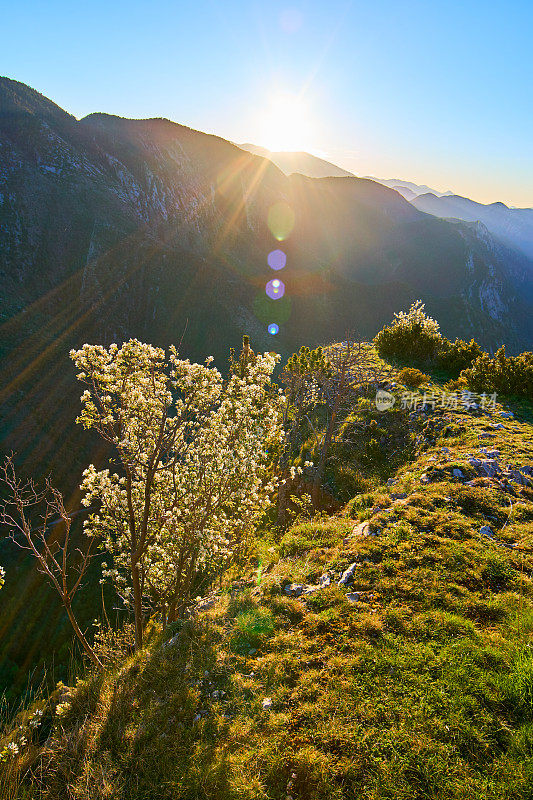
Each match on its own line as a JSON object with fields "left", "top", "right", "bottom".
{"left": 367, "top": 178, "right": 455, "bottom": 198}
{"left": 240, "top": 146, "right": 533, "bottom": 269}
{"left": 411, "top": 193, "right": 533, "bottom": 262}
{"left": 1, "top": 76, "right": 533, "bottom": 489}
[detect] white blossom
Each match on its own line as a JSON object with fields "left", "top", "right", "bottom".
{"left": 71, "top": 340, "right": 283, "bottom": 624}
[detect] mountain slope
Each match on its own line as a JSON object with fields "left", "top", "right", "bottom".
{"left": 1, "top": 76, "right": 533, "bottom": 498}
{"left": 3, "top": 383, "right": 533, "bottom": 800}
{"left": 239, "top": 143, "right": 354, "bottom": 178}
{"left": 1, "top": 76, "right": 533, "bottom": 710}
{"left": 411, "top": 192, "right": 533, "bottom": 262}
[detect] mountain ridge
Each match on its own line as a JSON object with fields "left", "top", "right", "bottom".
{"left": 1, "top": 76, "right": 533, "bottom": 494}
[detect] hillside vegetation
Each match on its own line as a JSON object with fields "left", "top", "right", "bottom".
{"left": 1, "top": 310, "right": 533, "bottom": 799}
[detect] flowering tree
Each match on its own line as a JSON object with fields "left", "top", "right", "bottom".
{"left": 71, "top": 338, "right": 283, "bottom": 650}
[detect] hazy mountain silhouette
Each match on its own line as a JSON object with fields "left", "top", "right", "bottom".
{"left": 411, "top": 193, "right": 533, "bottom": 261}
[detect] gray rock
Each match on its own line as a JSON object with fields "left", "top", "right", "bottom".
{"left": 284, "top": 583, "right": 305, "bottom": 597}
{"left": 452, "top": 468, "right": 464, "bottom": 478}
{"left": 508, "top": 469, "right": 529, "bottom": 486}
{"left": 319, "top": 573, "right": 331, "bottom": 587}
{"left": 346, "top": 593, "right": 360, "bottom": 604}
{"left": 167, "top": 632, "right": 181, "bottom": 647}
{"left": 469, "top": 458, "right": 500, "bottom": 477}
{"left": 353, "top": 521, "right": 372, "bottom": 537}
{"left": 489, "top": 423, "right": 505, "bottom": 429}
{"left": 481, "top": 449, "right": 500, "bottom": 459}
{"left": 480, "top": 525, "right": 494, "bottom": 538}
{"left": 338, "top": 562, "right": 358, "bottom": 586}
{"left": 499, "top": 412, "right": 514, "bottom": 420}
{"left": 479, "top": 432, "right": 495, "bottom": 439}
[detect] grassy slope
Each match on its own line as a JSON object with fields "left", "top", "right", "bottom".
{"left": 3, "top": 389, "right": 533, "bottom": 799}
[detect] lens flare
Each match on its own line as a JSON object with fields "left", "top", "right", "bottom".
{"left": 267, "top": 249, "right": 287, "bottom": 270}
{"left": 266, "top": 278, "right": 285, "bottom": 299}
{"left": 268, "top": 323, "right": 279, "bottom": 335}
{"left": 267, "top": 202, "right": 295, "bottom": 242}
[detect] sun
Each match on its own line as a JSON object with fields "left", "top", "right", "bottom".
{"left": 257, "top": 92, "right": 314, "bottom": 153}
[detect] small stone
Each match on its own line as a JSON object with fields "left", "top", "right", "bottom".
{"left": 452, "top": 468, "right": 464, "bottom": 478}
{"left": 165, "top": 632, "right": 181, "bottom": 648}
{"left": 353, "top": 521, "right": 371, "bottom": 537}
{"left": 319, "top": 573, "right": 331, "bottom": 587}
{"left": 262, "top": 697, "right": 273, "bottom": 710}
{"left": 499, "top": 412, "right": 514, "bottom": 420}
{"left": 284, "top": 583, "right": 305, "bottom": 597}
{"left": 480, "top": 525, "right": 494, "bottom": 538}
{"left": 346, "top": 593, "right": 360, "bottom": 603}
{"left": 489, "top": 423, "right": 505, "bottom": 429}
{"left": 338, "top": 562, "right": 358, "bottom": 586}
{"left": 248, "top": 648, "right": 257, "bottom": 656}
{"left": 479, "top": 432, "right": 495, "bottom": 439}
{"left": 481, "top": 449, "right": 500, "bottom": 459}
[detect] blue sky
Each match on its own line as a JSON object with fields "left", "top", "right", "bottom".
{"left": 2, "top": 0, "right": 532, "bottom": 206}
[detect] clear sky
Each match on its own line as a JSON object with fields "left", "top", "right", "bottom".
{"left": 2, "top": 0, "right": 532, "bottom": 206}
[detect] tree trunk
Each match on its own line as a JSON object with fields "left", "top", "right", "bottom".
{"left": 277, "top": 478, "right": 291, "bottom": 526}
{"left": 64, "top": 602, "right": 103, "bottom": 669}
{"left": 131, "top": 561, "right": 143, "bottom": 651}
{"left": 312, "top": 413, "right": 336, "bottom": 507}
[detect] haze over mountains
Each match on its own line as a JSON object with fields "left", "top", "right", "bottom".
{"left": 241, "top": 144, "right": 533, "bottom": 268}
{"left": 411, "top": 193, "right": 533, "bottom": 262}
{"left": 1, "top": 75, "right": 533, "bottom": 489}
{"left": 239, "top": 143, "right": 354, "bottom": 179}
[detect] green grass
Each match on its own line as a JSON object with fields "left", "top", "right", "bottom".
{"left": 2, "top": 379, "right": 533, "bottom": 799}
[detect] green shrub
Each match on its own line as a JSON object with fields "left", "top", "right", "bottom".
{"left": 375, "top": 303, "right": 485, "bottom": 378}
{"left": 462, "top": 346, "right": 533, "bottom": 400}
{"left": 374, "top": 300, "right": 443, "bottom": 363}
{"left": 398, "top": 367, "right": 429, "bottom": 388}
{"left": 437, "top": 338, "right": 483, "bottom": 376}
